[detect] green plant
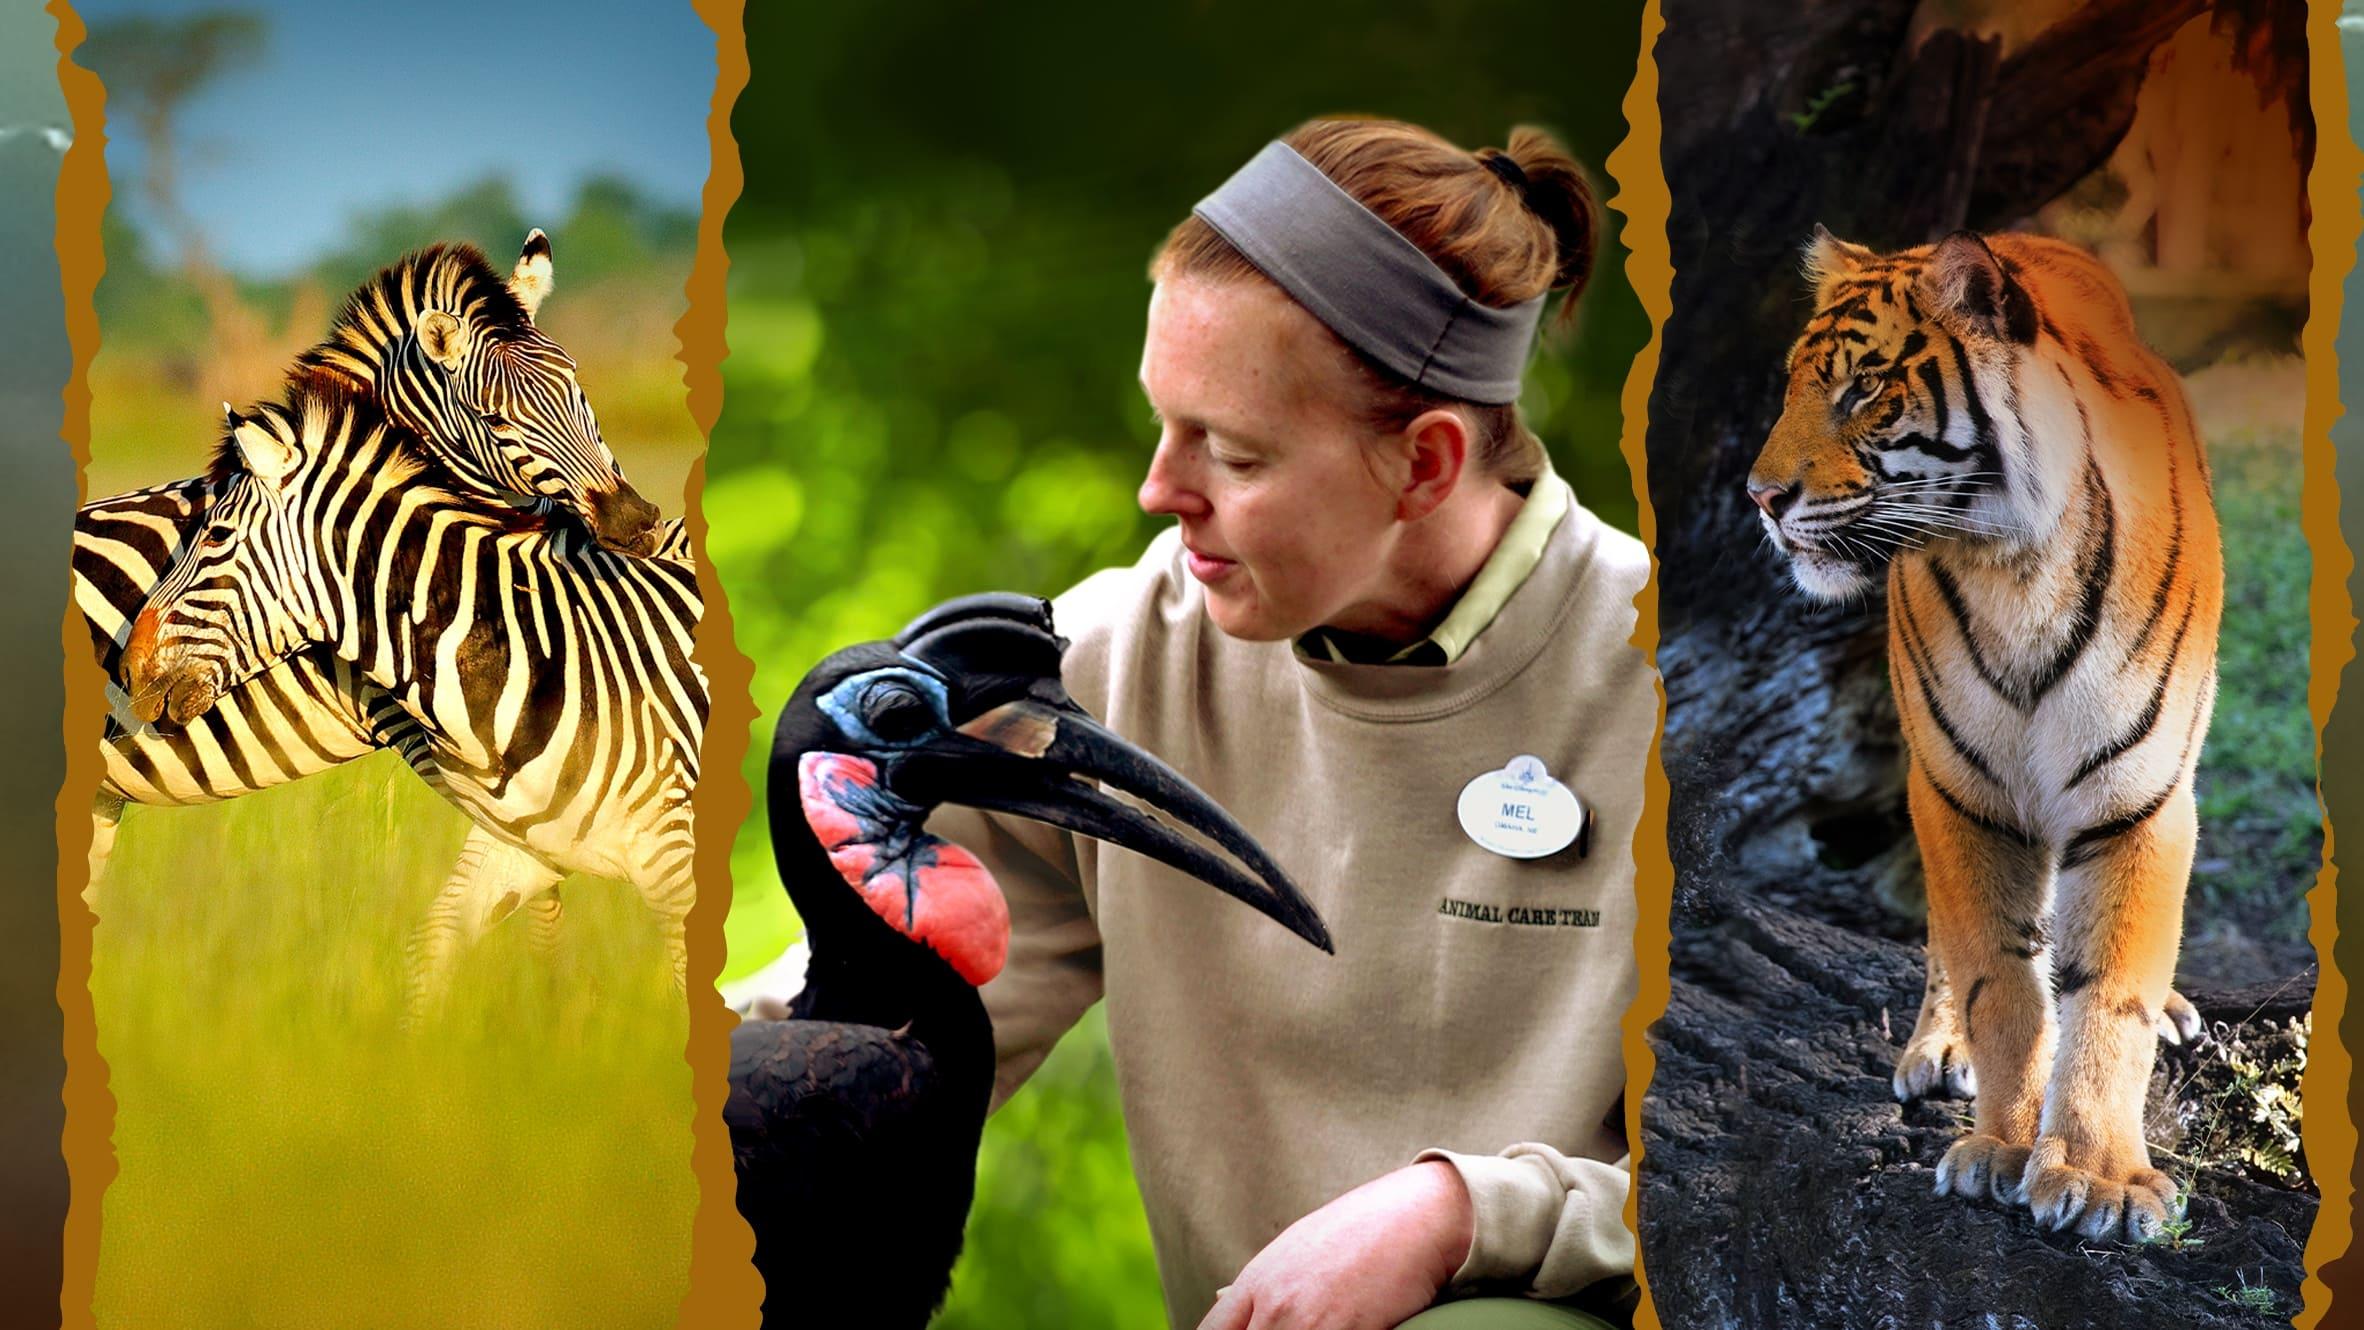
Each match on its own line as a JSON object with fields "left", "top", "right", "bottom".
{"left": 2155, "top": 1194, "right": 2205, "bottom": 1252}
{"left": 1789, "top": 80, "right": 1858, "bottom": 132}
{"left": 2162, "top": 1012, "right": 2309, "bottom": 1186}
{"left": 2214, "top": 1270, "right": 2281, "bottom": 1316}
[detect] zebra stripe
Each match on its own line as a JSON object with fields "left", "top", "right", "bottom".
{"left": 124, "top": 382, "right": 706, "bottom": 987}
{"left": 293, "top": 231, "right": 662, "bottom": 554}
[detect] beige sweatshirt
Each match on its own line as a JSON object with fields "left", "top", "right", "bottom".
{"left": 935, "top": 480, "right": 1653, "bottom": 1325}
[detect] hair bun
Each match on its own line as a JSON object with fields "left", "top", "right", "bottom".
{"left": 1481, "top": 151, "right": 1530, "bottom": 194}
{"left": 1501, "top": 127, "right": 1597, "bottom": 316}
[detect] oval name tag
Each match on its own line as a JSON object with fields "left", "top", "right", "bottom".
{"left": 1457, "top": 755, "right": 1589, "bottom": 860}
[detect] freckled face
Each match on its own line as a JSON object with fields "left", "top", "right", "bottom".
{"left": 1136, "top": 278, "right": 1405, "bottom": 641}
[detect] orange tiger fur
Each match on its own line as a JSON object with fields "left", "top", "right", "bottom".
{"left": 1748, "top": 228, "right": 2222, "bottom": 1242}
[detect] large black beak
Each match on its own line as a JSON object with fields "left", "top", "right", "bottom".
{"left": 902, "top": 692, "right": 1332, "bottom": 955}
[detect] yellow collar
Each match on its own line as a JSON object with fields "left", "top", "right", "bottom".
{"left": 1298, "top": 463, "right": 1571, "bottom": 667}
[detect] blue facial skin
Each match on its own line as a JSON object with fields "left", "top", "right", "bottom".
{"left": 813, "top": 666, "right": 958, "bottom": 927}
{"left": 817, "top": 667, "right": 952, "bottom": 749}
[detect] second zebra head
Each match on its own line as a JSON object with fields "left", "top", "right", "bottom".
{"left": 119, "top": 385, "right": 477, "bottom": 727}
{"left": 301, "top": 230, "right": 665, "bottom": 556}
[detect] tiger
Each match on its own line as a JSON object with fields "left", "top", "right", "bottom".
{"left": 1746, "top": 226, "right": 2223, "bottom": 1242}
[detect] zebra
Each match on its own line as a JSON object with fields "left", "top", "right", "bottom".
{"left": 118, "top": 374, "right": 706, "bottom": 989}
{"left": 78, "top": 479, "right": 691, "bottom": 1008}
{"left": 81, "top": 231, "right": 680, "bottom": 1008}
{"left": 298, "top": 230, "right": 664, "bottom": 555}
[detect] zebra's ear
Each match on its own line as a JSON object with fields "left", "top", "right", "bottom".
{"left": 509, "top": 228, "right": 554, "bottom": 322}
{"left": 1918, "top": 231, "right": 2038, "bottom": 343}
{"left": 231, "top": 418, "right": 299, "bottom": 486}
{"left": 1801, "top": 224, "right": 1873, "bottom": 295}
{"left": 417, "top": 309, "right": 470, "bottom": 370}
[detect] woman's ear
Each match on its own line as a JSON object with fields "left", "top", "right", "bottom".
{"left": 1397, "top": 408, "right": 1470, "bottom": 521}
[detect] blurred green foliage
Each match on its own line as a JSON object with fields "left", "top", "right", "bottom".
{"left": 709, "top": 3, "right": 1645, "bottom": 1322}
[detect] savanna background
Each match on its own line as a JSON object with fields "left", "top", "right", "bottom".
{"left": 74, "top": 3, "right": 712, "bottom": 1324}
{"left": 706, "top": 3, "right": 1647, "bottom": 1323}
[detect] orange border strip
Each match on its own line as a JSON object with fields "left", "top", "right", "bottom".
{"left": 2300, "top": 0, "right": 2360, "bottom": 1324}
{"left": 678, "top": 0, "right": 761, "bottom": 1325}
{"left": 1605, "top": 2, "right": 1672, "bottom": 1327}
{"left": 49, "top": 5, "right": 112, "bottom": 1329}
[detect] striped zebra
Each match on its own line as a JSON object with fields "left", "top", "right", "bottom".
{"left": 81, "top": 231, "right": 678, "bottom": 1006}
{"left": 118, "top": 374, "right": 706, "bottom": 989}
{"left": 300, "top": 230, "right": 664, "bottom": 555}
{"left": 78, "top": 481, "right": 690, "bottom": 1005}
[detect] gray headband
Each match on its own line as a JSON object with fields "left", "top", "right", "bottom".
{"left": 1192, "top": 141, "right": 1545, "bottom": 405}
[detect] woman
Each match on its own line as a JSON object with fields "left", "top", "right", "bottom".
{"left": 956, "top": 118, "right": 1654, "bottom": 1330}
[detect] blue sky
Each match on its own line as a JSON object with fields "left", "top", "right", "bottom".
{"left": 78, "top": 0, "right": 715, "bottom": 274}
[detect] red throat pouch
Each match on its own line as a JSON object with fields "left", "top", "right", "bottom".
{"left": 796, "top": 751, "right": 1011, "bottom": 986}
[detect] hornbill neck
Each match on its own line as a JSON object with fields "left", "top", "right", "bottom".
{"left": 773, "top": 783, "right": 997, "bottom": 1086}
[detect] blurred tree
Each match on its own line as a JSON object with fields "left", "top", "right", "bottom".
{"left": 79, "top": 10, "right": 262, "bottom": 278}
{"left": 80, "top": 10, "right": 282, "bottom": 402}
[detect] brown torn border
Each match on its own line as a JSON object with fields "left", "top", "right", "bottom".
{"left": 678, "top": 0, "right": 762, "bottom": 1326}
{"left": 2300, "top": 1, "right": 2360, "bottom": 1324}
{"left": 49, "top": 4, "right": 112, "bottom": 1329}
{"left": 1605, "top": 2, "right": 1672, "bottom": 1327}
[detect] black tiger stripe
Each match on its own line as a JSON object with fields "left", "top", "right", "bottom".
{"left": 2125, "top": 453, "right": 2186, "bottom": 664}
{"left": 2007, "top": 916, "right": 2048, "bottom": 960}
{"left": 1923, "top": 764, "right": 2037, "bottom": 848}
{"left": 1917, "top": 358, "right": 1950, "bottom": 447}
{"left": 2019, "top": 461, "right": 2116, "bottom": 707}
{"left": 1922, "top": 559, "right": 2020, "bottom": 708}
{"left": 1945, "top": 333, "right": 2002, "bottom": 477}
{"left": 2060, "top": 659, "right": 2211, "bottom": 871}
{"left": 2067, "top": 593, "right": 2195, "bottom": 790}
{"left": 2053, "top": 960, "right": 2094, "bottom": 998}
{"left": 1896, "top": 584, "right": 2003, "bottom": 788}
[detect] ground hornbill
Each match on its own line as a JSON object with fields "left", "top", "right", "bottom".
{"left": 727, "top": 593, "right": 1331, "bottom": 1327}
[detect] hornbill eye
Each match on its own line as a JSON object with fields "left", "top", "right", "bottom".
{"left": 860, "top": 680, "right": 937, "bottom": 742}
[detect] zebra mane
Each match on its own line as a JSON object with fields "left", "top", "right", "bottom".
{"left": 210, "top": 368, "right": 558, "bottom": 537}
{"left": 209, "top": 369, "right": 415, "bottom": 489}
{"left": 291, "top": 242, "right": 536, "bottom": 390}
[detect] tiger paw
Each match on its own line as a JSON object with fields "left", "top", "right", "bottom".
{"left": 2158, "top": 989, "right": 2203, "bottom": 1046}
{"left": 1933, "top": 1132, "right": 2032, "bottom": 1205}
{"left": 1894, "top": 1025, "right": 1976, "bottom": 1101}
{"left": 2020, "top": 1139, "right": 2180, "bottom": 1241}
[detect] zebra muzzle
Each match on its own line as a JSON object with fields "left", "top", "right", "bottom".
{"left": 586, "top": 483, "right": 663, "bottom": 556}
{"left": 119, "top": 607, "right": 218, "bottom": 726}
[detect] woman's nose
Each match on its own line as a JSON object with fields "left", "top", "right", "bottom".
{"left": 1137, "top": 437, "right": 1206, "bottom": 517}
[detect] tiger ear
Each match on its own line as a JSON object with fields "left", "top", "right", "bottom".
{"left": 230, "top": 414, "right": 299, "bottom": 486}
{"left": 417, "top": 309, "right": 470, "bottom": 370}
{"left": 1801, "top": 224, "right": 1874, "bottom": 294}
{"left": 508, "top": 228, "right": 554, "bottom": 322}
{"left": 1917, "top": 231, "right": 2038, "bottom": 343}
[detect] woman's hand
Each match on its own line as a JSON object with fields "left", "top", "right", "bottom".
{"left": 1197, "top": 1160, "right": 1474, "bottom": 1330}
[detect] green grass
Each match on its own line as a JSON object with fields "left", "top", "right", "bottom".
{"left": 2191, "top": 423, "right": 2318, "bottom": 925}
{"left": 91, "top": 755, "right": 696, "bottom": 1329}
